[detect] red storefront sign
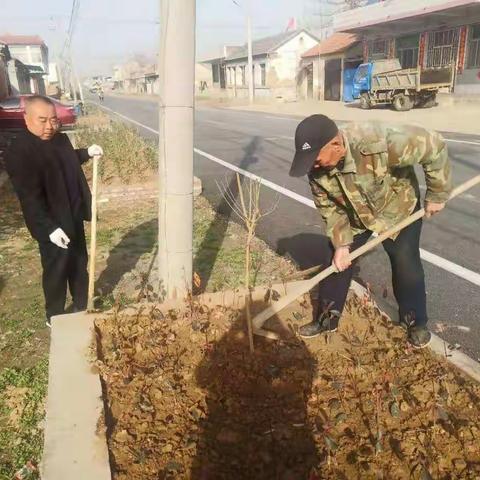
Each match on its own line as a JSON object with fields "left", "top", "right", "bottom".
{"left": 419, "top": 32, "right": 426, "bottom": 68}
{"left": 457, "top": 26, "right": 468, "bottom": 73}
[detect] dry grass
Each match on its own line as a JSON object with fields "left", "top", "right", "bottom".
{"left": 75, "top": 109, "right": 157, "bottom": 184}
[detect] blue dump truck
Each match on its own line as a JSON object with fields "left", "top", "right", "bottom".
{"left": 352, "top": 59, "right": 454, "bottom": 111}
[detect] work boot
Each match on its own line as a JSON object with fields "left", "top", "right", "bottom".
{"left": 298, "top": 311, "right": 340, "bottom": 338}
{"left": 407, "top": 325, "right": 431, "bottom": 349}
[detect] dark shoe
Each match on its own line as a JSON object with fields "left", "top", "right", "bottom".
{"left": 407, "top": 326, "right": 431, "bottom": 349}
{"left": 299, "top": 311, "right": 340, "bottom": 338}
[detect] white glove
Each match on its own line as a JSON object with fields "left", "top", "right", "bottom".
{"left": 49, "top": 228, "right": 70, "bottom": 249}
{"left": 88, "top": 144, "right": 103, "bottom": 157}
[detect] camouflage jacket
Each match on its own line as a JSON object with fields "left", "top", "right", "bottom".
{"left": 308, "top": 123, "right": 452, "bottom": 248}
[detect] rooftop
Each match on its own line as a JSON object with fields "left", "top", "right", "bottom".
{"left": 334, "top": 0, "right": 480, "bottom": 34}
{"left": 302, "top": 33, "right": 359, "bottom": 58}
{"left": 225, "top": 29, "right": 318, "bottom": 60}
{"left": 0, "top": 34, "right": 46, "bottom": 46}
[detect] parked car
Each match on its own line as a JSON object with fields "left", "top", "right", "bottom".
{"left": 0, "top": 95, "right": 77, "bottom": 131}
{"left": 352, "top": 59, "right": 454, "bottom": 111}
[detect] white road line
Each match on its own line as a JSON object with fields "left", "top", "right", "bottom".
{"left": 419, "top": 184, "right": 479, "bottom": 204}
{"left": 94, "top": 102, "right": 159, "bottom": 134}
{"left": 445, "top": 139, "right": 480, "bottom": 146}
{"left": 203, "top": 119, "right": 229, "bottom": 127}
{"left": 92, "top": 102, "right": 480, "bottom": 287}
{"left": 263, "top": 115, "right": 298, "bottom": 121}
{"left": 264, "top": 135, "right": 294, "bottom": 141}
{"left": 420, "top": 250, "right": 480, "bottom": 286}
{"left": 194, "top": 148, "right": 315, "bottom": 208}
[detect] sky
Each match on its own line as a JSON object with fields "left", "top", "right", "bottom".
{"left": 0, "top": 0, "right": 307, "bottom": 76}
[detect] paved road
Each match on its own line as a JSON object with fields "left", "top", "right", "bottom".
{"left": 91, "top": 94, "right": 480, "bottom": 360}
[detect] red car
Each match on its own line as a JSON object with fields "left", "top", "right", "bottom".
{"left": 0, "top": 95, "right": 77, "bottom": 131}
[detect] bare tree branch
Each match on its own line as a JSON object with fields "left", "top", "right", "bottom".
{"left": 216, "top": 172, "right": 279, "bottom": 353}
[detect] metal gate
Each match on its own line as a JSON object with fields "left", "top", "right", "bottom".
{"left": 324, "top": 58, "right": 342, "bottom": 101}
{"left": 426, "top": 29, "right": 459, "bottom": 68}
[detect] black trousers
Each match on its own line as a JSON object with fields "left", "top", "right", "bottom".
{"left": 38, "top": 220, "right": 88, "bottom": 320}
{"left": 317, "top": 214, "right": 428, "bottom": 326}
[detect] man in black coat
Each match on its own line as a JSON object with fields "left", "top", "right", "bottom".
{"left": 6, "top": 95, "right": 103, "bottom": 326}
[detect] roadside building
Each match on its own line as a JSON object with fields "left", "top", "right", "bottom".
{"left": 7, "top": 58, "right": 31, "bottom": 95}
{"left": 0, "top": 34, "right": 49, "bottom": 95}
{"left": 203, "top": 30, "right": 319, "bottom": 100}
{"left": 144, "top": 67, "right": 159, "bottom": 95}
{"left": 201, "top": 46, "right": 245, "bottom": 94}
{"left": 0, "top": 42, "right": 10, "bottom": 99}
{"left": 333, "top": 0, "right": 480, "bottom": 95}
{"left": 299, "top": 33, "right": 362, "bottom": 101}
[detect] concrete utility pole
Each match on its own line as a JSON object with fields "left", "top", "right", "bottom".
{"left": 70, "top": 67, "right": 78, "bottom": 103}
{"left": 57, "top": 62, "right": 64, "bottom": 92}
{"left": 158, "top": 0, "right": 195, "bottom": 299}
{"left": 247, "top": 12, "right": 254, "bottom": 103}
{"left": 71, "top": 58, "right": 84, "bottom": 103}
{"left": 233, "top": 0, "right": 254, "bottom": 102}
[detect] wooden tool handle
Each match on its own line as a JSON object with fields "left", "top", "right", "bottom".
{"left": 87, "top": 155, "right": 100, "bottom": 310}
{"left": 253, "top": 174, "right": 480, "bottom": 331}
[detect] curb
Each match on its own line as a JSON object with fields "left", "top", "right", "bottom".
{"left": 41, "top": 312, "right": 111, "bottom": 480}
{"left": 194, "top": 176, "right": 203, "bottom": 197}
{"left": 350, "top": 280, "right": 480, "bottom": 383}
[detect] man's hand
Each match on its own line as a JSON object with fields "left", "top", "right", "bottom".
{"left": 333, "top": 245, "right": 351, "bottom": 272}
{"left": 49, "top": 228, "right": 70, "bottom": 249}
{"left": 88, "top": 144, "right": 104, "bottom": 157}
{"left": 425, "top": 201, "right": 445, "bottom": 218}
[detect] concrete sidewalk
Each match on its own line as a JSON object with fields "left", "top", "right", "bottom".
{"left": 224, "top": 97, "right": 480, "bottom": 136}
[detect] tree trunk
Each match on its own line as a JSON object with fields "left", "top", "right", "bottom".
{"left": 245, "top": 234, "right": 254, "bottom": 353}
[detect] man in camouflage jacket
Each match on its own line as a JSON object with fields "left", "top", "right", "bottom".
{"left": 289, "top": 115, "right": 452, "bottom": 348}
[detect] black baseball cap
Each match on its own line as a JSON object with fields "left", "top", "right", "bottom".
{"left": 289, "top": 114, "right": 339, "bottom": 177}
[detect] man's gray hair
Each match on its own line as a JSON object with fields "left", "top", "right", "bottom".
{"left": 24, "top": 95, "right": 56, "bottom": 111}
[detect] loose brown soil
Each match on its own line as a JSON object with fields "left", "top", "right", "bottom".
{"left": 95, "top": 293, "right": 480, "bottom": 480}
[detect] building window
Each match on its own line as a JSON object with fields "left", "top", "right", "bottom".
{"left": 30, "top": 49, "right": 43, "bottom": 64}
{"left": 260, "top": 63, "right": 266, "bottom": 86}
{"left": 372, "top": 39, "right": 387, "bottom": 55}
{"left": 426, "top": 29, "right": 459, "bottom": 68}
{"left": 398, "top": 47, "right": 419, "bottom": 69}
{"left": 467, "top": 24, "right": 480, "bottom": 68}
{"left": 368, "top": 38, "right": 388, "bottom": 60}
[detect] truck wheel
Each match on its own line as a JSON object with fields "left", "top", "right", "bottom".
{"left": 420, "top": 94, "right": 437, "bottom": 108}
{"left": 393, "top": 93, "right": 413, "bottom": 112}
{"left": 360, "top": 93, "right": 371, "bottom": 110}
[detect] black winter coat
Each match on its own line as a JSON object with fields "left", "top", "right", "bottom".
{"left": 5, "top": 129, "right": 92, "bottom": 243}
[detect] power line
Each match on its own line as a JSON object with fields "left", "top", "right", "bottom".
{"left": 62, "top": 0, "right": 80, "bottom": 60}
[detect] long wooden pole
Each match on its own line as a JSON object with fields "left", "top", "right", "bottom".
{"left": 253, "top": 174, "right": 480, "bottom": 332}
{"left": 87, "top": 155, "right": 99, "bottom": 310}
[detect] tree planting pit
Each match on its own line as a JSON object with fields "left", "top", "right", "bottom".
{"left": 91, "top": 285, "right": 480, "bottom": 480}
